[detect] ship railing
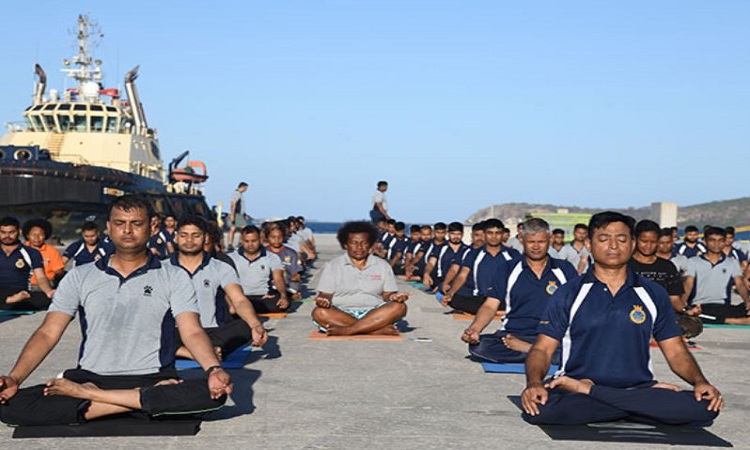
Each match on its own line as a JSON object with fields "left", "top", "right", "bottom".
{"left": 4, "top": 122, "right": 27, "bottom": 132}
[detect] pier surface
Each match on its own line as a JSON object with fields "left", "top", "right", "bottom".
{"left": 1, "top": 234, "right": 747, "bottom": 449}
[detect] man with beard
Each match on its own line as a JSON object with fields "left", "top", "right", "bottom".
{"left": 463, "top": 218, "right": 577, "bottom": 363}
{"left": 423, "top": 222, "right": 469, "bottom": 291}
{"left": 521, "top": 212, "right": 721, "bottom": 427}
{"left": 674, "top": 225, "right": 706, "bottom": 258}
{"left": 0, "top": 216, "right": 55, "bottom": 310}
{"left": 172, "top": 216, "right": 268, "bottom": 361}
{"left": 441, "top": 222, "right": 485, "bottom": 296}
{"left": 312, "top": 221, "right": 408, "bottom": 336}
{"left": 441, "top": 219, "right": 517, "bottom": 315}
{"left": 0, "top": 196, "right": 231, "bottom": 426}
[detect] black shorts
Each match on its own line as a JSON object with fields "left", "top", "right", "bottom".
{"left": 248, "top": 292, "right": 288, "bottom": 313}
{"left": 0, "top": 287, "right": 50, "bottom": 311}
{"left": 448, "top": 293, "right": 489, "bottom": 315}
{"left": 0, "top": 369, "right": 225, "bottom": 426}
{"left": 176, "top": 319, "right": 251, "bottom": 357}
{"left": 700, "top": 303, "right": 749, "bottom": 324}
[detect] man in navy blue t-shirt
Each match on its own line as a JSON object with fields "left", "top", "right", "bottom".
{"left": 1, "top": 216, "right": 55, "bottom": 310}
{"left": 521, "top": 212, "right": 722, "bottom": 427}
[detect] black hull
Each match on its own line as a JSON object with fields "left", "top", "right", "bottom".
{"left": 0, "top": 159, "right": 212, "bottom": 242}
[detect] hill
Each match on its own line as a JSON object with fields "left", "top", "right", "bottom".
{"left": 466, "top": 197, "right": 750, "bottom": 228}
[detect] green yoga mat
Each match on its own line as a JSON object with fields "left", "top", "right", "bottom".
{"left": 703, "top": 324, "right": 750, "bottom": 329}
{"left": 0, "top": 310, "right": 37, "bottom": 316}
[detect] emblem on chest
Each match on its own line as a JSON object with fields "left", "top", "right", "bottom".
{"left": 546, "top": 281, "right": 558, "bottom": 295}
{"left": 629, "top": 305, "right": 646, "bottom": 324}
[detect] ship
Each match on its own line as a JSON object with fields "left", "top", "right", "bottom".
{"left": 0, "top": 14, "right": 212, "bottom": 241}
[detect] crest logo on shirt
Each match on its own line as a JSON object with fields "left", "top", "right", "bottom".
{"left": 143, "top": 285, "right": 153, "bottom": 297}
{"left": 546, "top": 281, "right": 558, "bottom": 295}
{"left": 94, "top": 254, "right": 102, "bottom": 261}
{"left": 15, "top": 258, "right": 26, "bottom": 269}
{"left": 629, "top": 305, "right": 646, "bottom": 324}
{"left": 370, "top": 274, "right": 382, "bottom": 281}
{"left": 203, "top": 279, "right": 211, "bottom": 288}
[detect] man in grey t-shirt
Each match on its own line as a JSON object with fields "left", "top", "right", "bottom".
{"left": 312, "top": 221, "right": 408, "bottom": 336}
{"left": 227, "top": 182, "right": 249, "bottom": 251}
{"left": 0, "top": 196, "right": 232, "bottom": 426}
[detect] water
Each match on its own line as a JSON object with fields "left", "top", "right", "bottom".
{"left": 306, "top": 222, "right": 345, "bottom": 234}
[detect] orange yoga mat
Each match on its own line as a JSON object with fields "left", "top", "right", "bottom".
{"left": 307, "top": 329, "right": 403, "bottom": 341}
{"left": 258, "top": 312, "right": 288, "bottom": 319}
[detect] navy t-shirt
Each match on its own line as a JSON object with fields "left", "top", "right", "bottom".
{"left": 0, "top": 244, "right": 44, "bottom": 291}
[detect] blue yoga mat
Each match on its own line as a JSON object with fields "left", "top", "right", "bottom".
{"left": 408, "top": 281, "right": 428, "bottom": 290}
{"left": 175, "top": 346, "right": 252, "bottom": 370}
{"left": 0, "top": 310, "right": 37, "bottom": 316}
{"left": 482, "top": 362, "right": 558, "bottom": 376}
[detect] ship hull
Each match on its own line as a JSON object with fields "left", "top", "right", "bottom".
{"left": 0, "top": 158, "right": 212, "bottom": 241}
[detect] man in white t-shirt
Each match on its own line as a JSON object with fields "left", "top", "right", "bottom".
{"left": 369, "top": 181, "right": 391, "bottom": 224}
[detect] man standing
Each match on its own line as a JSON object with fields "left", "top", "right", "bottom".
{"left": 228, "top": 182, "right": 250, "bottom": 251}
{"left": 464, "top": 219, "right": 577, "bottom": 363}
{"left": 0, "top": 216, "right": 55, "bottom": 310}
{"left": 521, "top": 212, "right": 722, "bottom": 426}
{"left": 172, "top": 216, "right": 268, "bottom": 360}
{"left": 0, "top": 196, "right": 231, "bottom": 426}
{"left": 682, "top": 227, "right": 750, "bottom": 325}
{"left": 369, "top": 181, "right": 391, "bottom": 224}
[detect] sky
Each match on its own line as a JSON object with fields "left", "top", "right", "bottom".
{"left": 1, "top": 1, "right": 748, "bottom": 223}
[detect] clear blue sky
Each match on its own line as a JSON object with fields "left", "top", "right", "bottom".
{"left": 2, "top": 1, "right": 748, "bottom": 223}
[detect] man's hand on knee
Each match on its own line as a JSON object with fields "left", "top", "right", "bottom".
{"left": 207, "top": 368, "right": 233, "bottom": 400}
{"left": 0, "top": 375, "right": 19, "bottom": 404}
{"left": 521, "top": 383, "right": 548, "bottom": 416}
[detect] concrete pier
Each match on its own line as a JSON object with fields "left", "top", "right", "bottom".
{"left": 1, "top": 234, "right": 747, "bottom": 449}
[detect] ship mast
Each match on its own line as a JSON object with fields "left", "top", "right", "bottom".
{"left": 61, "top": 14, "right": 104, "bottom": 101}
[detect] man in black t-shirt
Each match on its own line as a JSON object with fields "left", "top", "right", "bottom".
{"left": 629, "top": 220, "right": 701, "bottom": 338}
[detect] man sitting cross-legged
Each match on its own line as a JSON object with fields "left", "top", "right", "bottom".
{"left": 312, "top": 221, "right": 408, "bottom": 336}
{"left": 171, "top": 215, "right": 268, "bottom": 361}
{"left": 463, "top": 218, "right": 577, "bottom": 363}
{"left": 0, "top": 196, "right": 231, "bottom": 427}
{"left": 521, "top": 212, "right": 722, "bottom": 427}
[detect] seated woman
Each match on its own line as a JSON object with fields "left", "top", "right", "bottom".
{"left": 312, "top": 221, "right": 408, "bottom": 336}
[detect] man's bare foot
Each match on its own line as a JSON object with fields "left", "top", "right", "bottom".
{"left": 5, "top": 291, "right": 31, "bottom": 304}
{"left": 651, "top": 382, "right": 682, "bottom": 392}
{"left": 369, "top": 324, "right": 399, "bottom": 335}
{"left": 155, "top": 379, "right": 183, "bottom": 386}
{"left": 502, "top": 334, "right": 532, "bottom": 353}
{"left": 325, "top": 324, "right": 353, "bottom": 336}
{"left": 44, "top": 379, "right": 100, "bottom": 399}
{"left": 547, "top": 376, "right": 594, "bottom": 395}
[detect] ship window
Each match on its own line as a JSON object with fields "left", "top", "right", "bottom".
{"left": 32, "top": 105, "right": 43, "bottom": 111}
{"left": 43, "top": 115, "right": 57, "bottom": 132}
{"left": 91, "top": 105, "right": 103, "bottom": 111}
{"left": 105, "top": 116, "right": 118, "bottom": 133}
{"left": 106, "top": 106, "right": 117, "bottom": 112}
{"left": 24, "top": 117, "right": 33, "bottom": 130}
{"left": 73, "top": 115, "right": 87, "bottom": 132}
{"left": 58, "top": 115, "right": 71, "bottom": 131}
{"left": 58, "top": 104, "right": 71, "bottom": 110}
{"left": 73, "top": 104, "right": 87, "bottom": 111}
{"left": 90, "top": 115, "right": 104, "bottom": 132}
{"left": 30, "top": 115, "right": 44, "bottom": 131}
{"left": 43, "top": 104, "right": 56, "bottom": 111}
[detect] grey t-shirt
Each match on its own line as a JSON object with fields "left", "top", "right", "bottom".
{"left": 50, "top": 255, "right": 199, "bottom": 375}
{"left": 686, "top": 255, "right": 742, "bottom": 305}
{"left": 172, "top": 255, "right": 240, "bottom": 328}
{"left": 229, "top": 248, "right": 283, "bottom": 296}
{"left": 316, "top": 254, "right": 398, "bottom": 310}
{"left": 231, "top": 189, "right": 246, "bottom": 216}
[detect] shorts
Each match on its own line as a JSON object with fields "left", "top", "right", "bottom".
{"left": 312, "top": 303, "right": 385, "bottom": 331}
{"left": 699, "top": 303, "right": 749, "bottom": 324}
{"left": 232, "top": 214, "right": 248, "bottom": 228}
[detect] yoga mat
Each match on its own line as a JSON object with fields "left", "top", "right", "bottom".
{"left": 175, "top": 346, "right": 252, "bottom": 370}
{"left": 258, "top": 312, "right": 288, "bottom": 319}
{"left": 0, "top": 310, "right": 37, "bottom": 316}
{"left": 308, "top": 329, "right": 403, "bottom": 341}
{"left": 482, "top": 362, "right": 558, "bottom": 375}
{"left": 408, "top": 281, "right": 428, "bottom": 290}
{"left": 506, "top": 396, "right": 732, "bottom": 447}
{"left": 12, "top": 416, "right": 201, "bottom": 438}
{"left": 452, "top": 312, "right": 503, "bottom": 321}
{"left": 703, "top": 324, "right": 750, "bottom": 329}
{"left": 298, "top": 297, "right": 315, "bottom": 303}
{"left": 650, "top": 343, "right": 702, "bottom": 351}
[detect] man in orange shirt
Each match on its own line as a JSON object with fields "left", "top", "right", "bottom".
{"left": 23, "top": 219, "right": 65, "bottom": 287}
